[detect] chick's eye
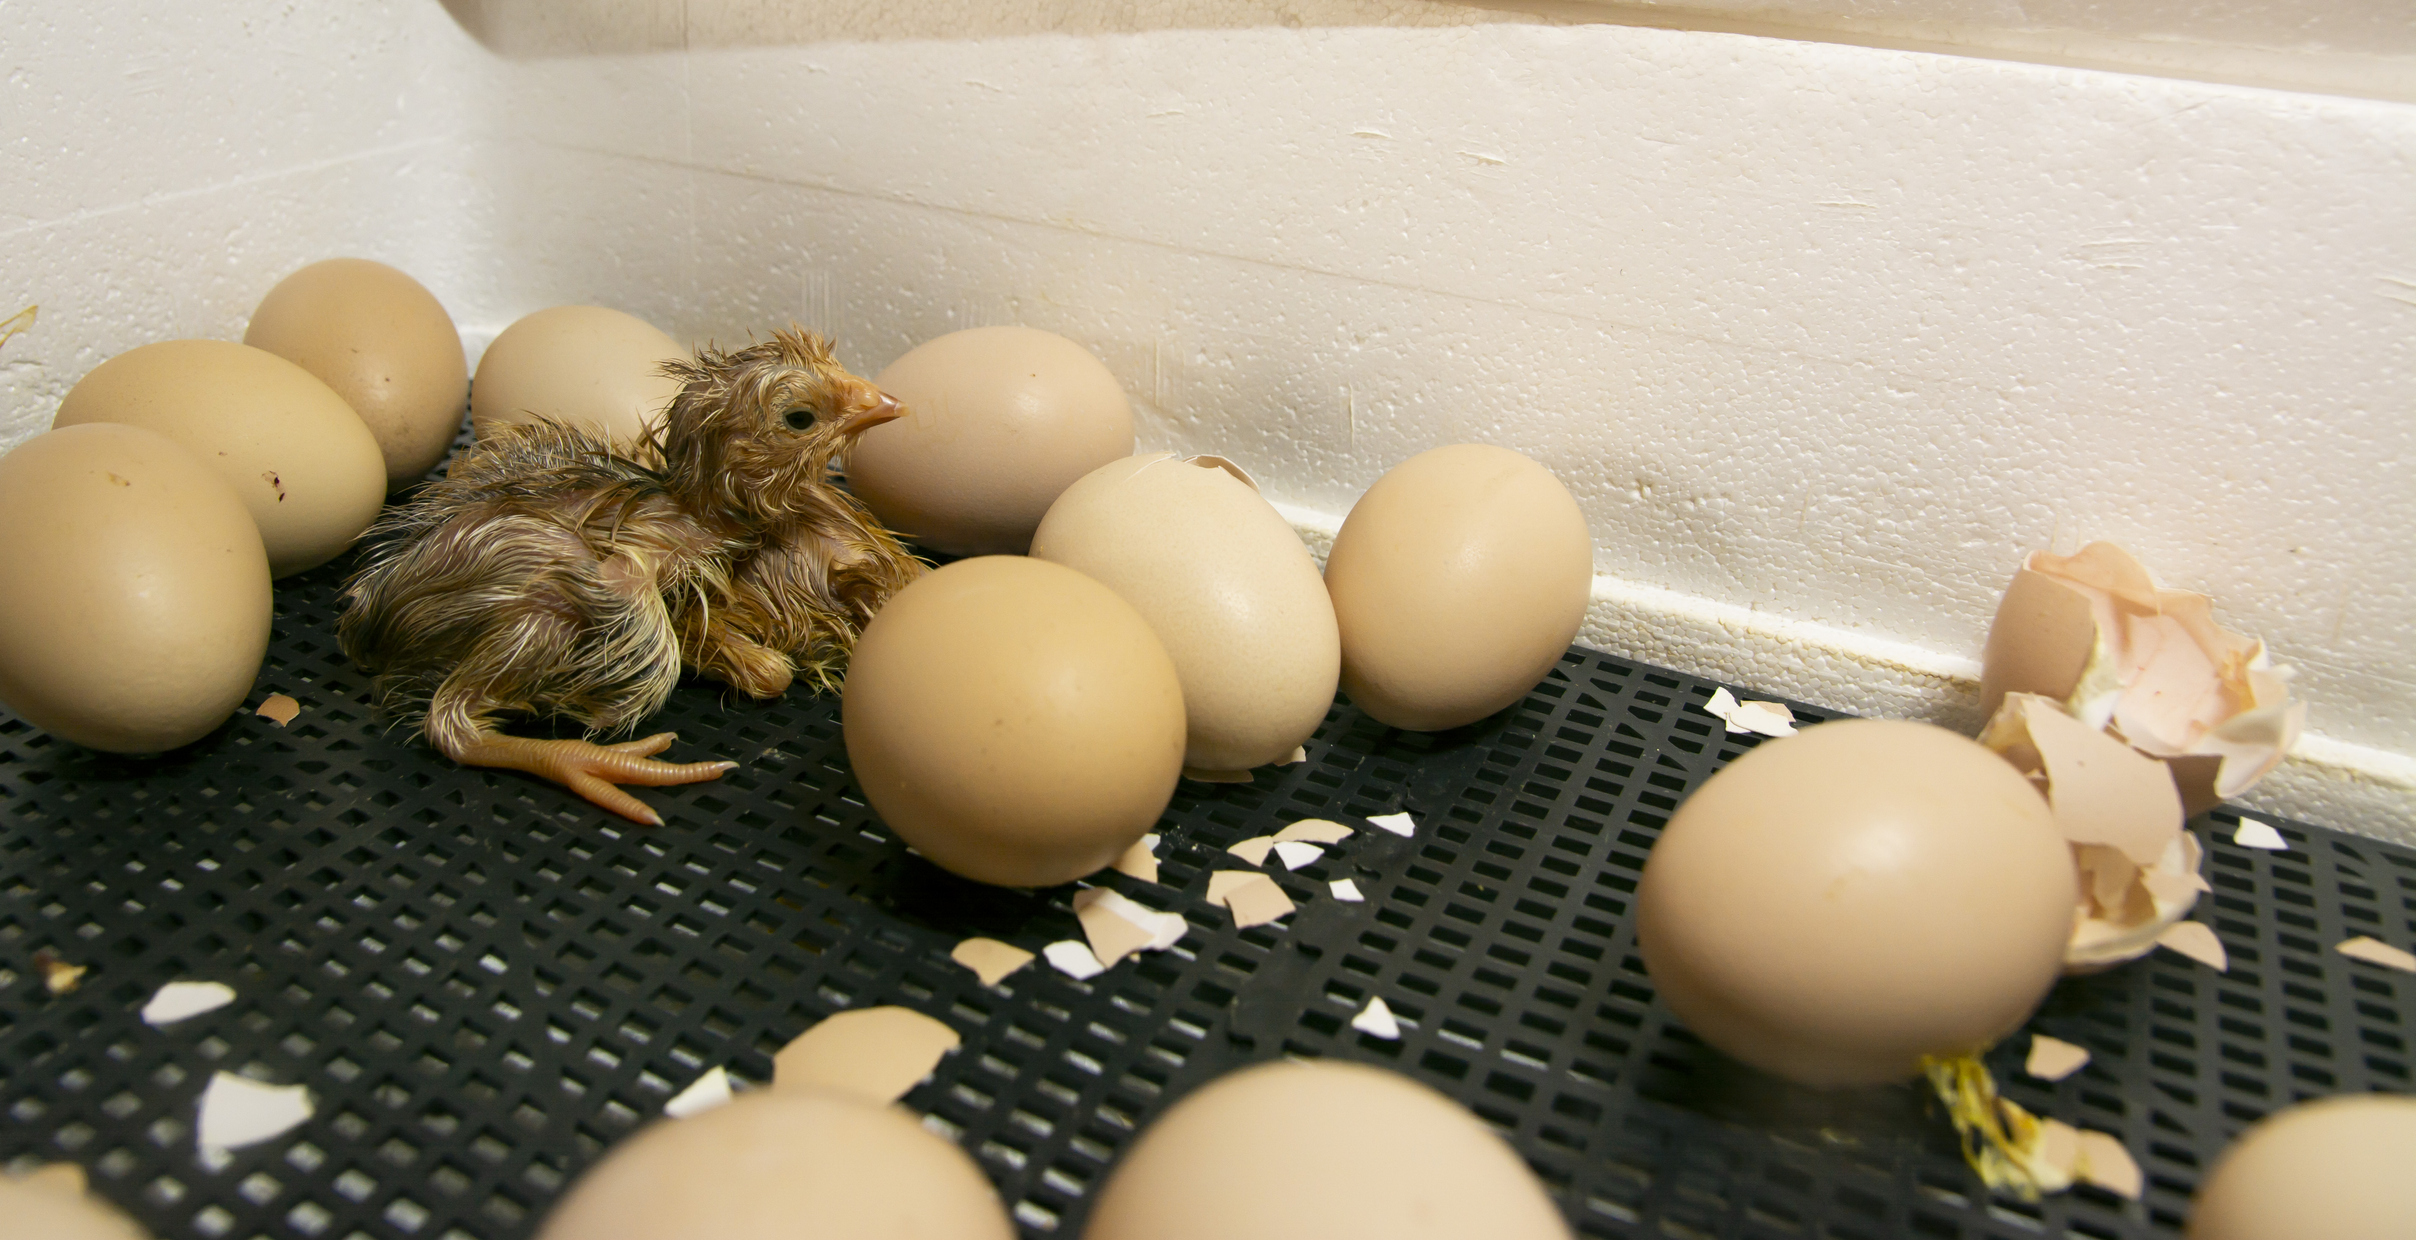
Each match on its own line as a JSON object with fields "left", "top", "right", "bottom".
{"left": 781, "top": 408, "right": 814, "bottom": 431}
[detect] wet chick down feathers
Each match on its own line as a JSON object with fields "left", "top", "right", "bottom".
{"left": 339, "top": 328, "right": 923, "bottom": 823}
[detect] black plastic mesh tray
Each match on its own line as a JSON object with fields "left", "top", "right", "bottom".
{"left": 3, "top": 552, "right": 2410, "bottom": 1240}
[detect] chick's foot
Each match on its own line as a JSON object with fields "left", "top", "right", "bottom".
{"left": 441, "top": 730, "right": 736, "bottom": 825}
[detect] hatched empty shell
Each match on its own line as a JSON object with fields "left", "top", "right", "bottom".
{"left": 664, "top": 1066, "right": 732, "bottom": 1118}
{"left": 1351, "top": 996, "right": 1402, "bottom": 1039}
{"left": 951, "top": 937, "right": 1036, "bottom": 986}
{"left": 1367, "top": 811, "right": 1417, "bottom": 837}
{"left": 1978, "top": 541, "right": 2304, "bottom": 815}
{"left": 196, "top": 1071, "right": 313, "bottom": 1152}
{"left": 2025, "top": 1035, "right": 2091, "bottom": 1081}
{"left": 142, "top": 980, "right": 237, "bottom": 1027}
{"left": 1271, "top": 841, "right": 1325, "bottom": 870}
{"left": 2232, "top": 817, "right": 2288, "bottom": 850}
{"left": 254, "top": 693, "right": 301, "bottom": 726}
{"left": 1112, "top": 834, "right": 1161, "bottom": 883}
{"left": 1226, "top": 836, "right": 1277, "bottom": 866}
{"left": 1043, "top": 940, "right": 1107, "bottom": 980}
{"left": 2157, "top": 921, "right": 2228, "bottom": 972}
{"left": 773, "top": 1006, "right": 960, "bottom": 1105}
{"left": 2336, "top": 936, "right": 2416, "bottom": 972}
{"left": 1273, "top": 818, "right": 1353, "bottom": 845}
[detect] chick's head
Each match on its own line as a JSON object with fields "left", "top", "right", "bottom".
{"left": 657, "top": 326, "right": 904, "bottom": 524}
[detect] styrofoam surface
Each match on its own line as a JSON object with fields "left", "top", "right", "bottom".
{"left": 3, "top": 5, "right": 2411, "bottom": 836}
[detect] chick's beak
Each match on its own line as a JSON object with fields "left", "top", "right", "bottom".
{"left": 845, "top": 392, "right": 904, "bottom": 432}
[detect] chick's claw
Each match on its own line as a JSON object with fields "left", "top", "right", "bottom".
{"left": 446, "top": 730, "right": 737, "bottom": 826}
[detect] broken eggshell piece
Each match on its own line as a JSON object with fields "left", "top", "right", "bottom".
{"left": 1979, "top": 542, "right": 2304, "bottom": 816}
{"left": 1980, "top": 692, "right": 2207, "bottom": 972}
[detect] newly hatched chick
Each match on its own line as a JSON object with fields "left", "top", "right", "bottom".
{"left": 339, "top": 327, "right": 924, "bottom": 823}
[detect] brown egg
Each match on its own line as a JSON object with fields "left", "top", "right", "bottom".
{"left": 0, "top": 1164, "right": 149, "bottom": 1240}
{"left": 1635, "top": 719, "right": 2075, "bottom": 1088}
{"left": 0, "top": 424, "right": 271, "bottom": 753}
{"left": 54, "top": 340, "right": 386, "bottom": 577}
{"left": 851, "top": 326, "right": 1134, "bottom": 556}
{"left": 1323, "top": 444, "right": 1591, "bottom": 731}
{"left": 244, "top": 258, "right": 469, "bottom": 488}
{"left": 1031, "top": 453, "right": 1338, "bottom": 772}
{"left": 842, "top": 556, "right": 1185, "bottom": 887}
{"left": 2189, "top": 1094, "right": 2416, "bottom": 1240}
{"left": 471, "top": 305, "right": 686, "bottom": 447}
{"left": 1085, "top": 1059, "right": 1572, "bottom": 1240}
{"left": 535, "top": 1089, "right": 1013, "bottom": 1240}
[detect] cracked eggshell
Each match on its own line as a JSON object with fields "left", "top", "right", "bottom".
{"left": 851, "top": 326, "right": 1134, "bottom": 556}
{"left": 1031, "top": 452, "right": 1339, "bottom": 771}
{"left": 1324, "top": 444, "right": 1591, "bottom": 731}
{"left": 244, "top": 258, "right": 469, "bottom": 488}
{"left": 53, "top": 340, "right": 385, "bottom": 577}
{"left": 1636, "top": 720, "right": 2075, "bottom": 1088}
{"left": 2188, "top": 1094, "right": 2416, "bottom": 1240}
{"left": 536, "top": 1089, "right": 1013, "bottom": 1240}
{"left": 0, "top": 424, "right": 271, "bottom": 753}
{"left": 471, "top": 305, "right": 685, "bottom": 448}
{"left": 842, "top": 556, "right": 1185, "bottom": 887}
{"left": 1086, "top": 1059, "right": 1572, "bottom": 1240}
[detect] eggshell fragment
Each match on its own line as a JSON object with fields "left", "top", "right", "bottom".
{"left": 1324, "top": 444, "right": 1591, "bottom": 731}
{"left": 1211, "top": 871, "right": 1296, "bottom": 928}
{"left": 1704, "top": 687, "right": 1799, "bottom": 737}
{"left": 535, "top": 1089, "right": 1015, "bottom": 1240}
{"left": 1085, "top": 1060, "right": 1572, "bottom": 1240}
{"left": 1034, "top": 452, "right": 1341, "bottom": 770}
{"left": 54, "top": 340, "right": 385, "bottom": 577}
{"left": 663, "top": 1067, "right": 732, "bottom": 1119}
{"left": 1331, "top": 878, "right": 1366, "bottom": 902}
{"left": 950, "top": 937, "right": 1035, "bottom": 986}
{"left": 471, "top": 305, "right": 685, "bottom": 448}
{"left": 1275, "top": 819, "right": 1353, "bottom": 844}
{"left": 1226, "top": 836, "right": 1277, "bottom": 866}
{"left": 2075, "top": 1130, "right": 2142, "bottom": 1199}
{"left": 1352, "top": 996, "right": 1404, "bottom": 1039}
{"left": 0, "top": 424, "right": 272, "bottom": 753}
{"left": 1980, "top": 542, "right": 2305, "bottom": 814}
{"left": 2232, "top": 817, "right": 2288, "bottom": 850}
{"left": 2336, "top": 936, "right": 2416, "bottom": 973}
{"left": 2158, "top": 921, "right": 2229, "bottom": 972}
{"left": 34, "top": 949, "right": 86, "bottom": 995}
{"left": 1367, "top": 811, "right": 1417, "bottom": 837}
{"left": 842, "top": 557, "right": 1186, "bottom": 887}
{"left": 772, "top": 1007, "right": 959, "bottom": 1105}
{"left": 1043, "top": 940, "right": 1106, "bottom": 979}
{"left": 2188, "top": 1094, "right": 2416, "bottom": 1240}
{"left": 196, "top": 1072, "right": 312, "bottom": 1152}
{"left": 2025, "top": 1035, "right": 2092, "bottom": 1081}
{"left": 1272, "top": 841, "right": 1326, "bottom": 870}
{"left": 1111, "top": 834, "right": 1161, "bottom": 883}
{"left": 142, "top": 980, "right": 236, "bottom": 1026}
{"left": 244, "top": 258, "right": 468, "bottom": 487}
{"left": 254, "top": 693, "right": 301, "bottom": 726}
{"left": 853, "top": 325, "right": 1134, "bottom": 555}
{"left": 1074, "top": 887, "right": 1187, "bottom": 966}
{"left": 1637, "top": 720, "right": 2076, "bottom": 1087}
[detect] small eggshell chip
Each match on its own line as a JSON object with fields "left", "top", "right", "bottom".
{"left": 841, "top": 557, "right": 1186, "bottom": 888}
{"left": 2157, "top": 921, "right": 2229, "bottom": 972}
{"left": 2232, "top": 817, "right": 2288, "bottom": 850}
{"left": 951, "top": 937, "right": 1036, "bottom": 986}
{"left": 1085, "top": 1060, "right": 1571, "bottom": 1240}
{"left": 2025, "top": 1035, "right": 2092, "bottom": 1081}
{"left": 1226, "top": 836, "right": 1277, "bottom": 866}
{"left": 254, "top": 694, "right": 301, "bottom": 726}
{"left": 1352, "top": 996, "right": 1403, "bottom": 1039}
{"left": 1324, "top": 444, "right": 1592, "bottom": 732}
{"left": 55, "top": 340, "right": 386, "bottom": 577}
{"left": 471, "top": 305, "right": 685, "bottom": 448}
{"left": 2188, "top": 1094, "right": 2416, "bottom": 1240}
{"left": 663, "top": 1067, "right": 732, "bottom": 1119}
{"left": 244, "top": 258, "right": 468, "bottom": 487}
{"left": 1367, "top": 812, "right": 1417, "bottom": 837}
{"left": 1271, "top": 841, "right": 1325, "bottom": 870}
{"left": 2075, "top": 1130, "right": 2142, "bottom": 1200}
{"left": 1212, "top": 872, "right": 1295, "bottom": 929}
{"left": 853, "top": 325, "right": 1135, "bottom": 556}
{"left": 535, "top": 1089, "right": 1015, "bottom": 1240}
{"left": 772, "top": 1007, "right": 959, "bottom": 1105}
{"left": 1636, "top": 719, "right": 2076, "bottom": 1087}
{"left": 2336, "top": 936, "right": 2416, "bottom": 973}
{"left": 0, "top": 424, "right": 272, "bottom": 753}
{"left": 1074, "top": 887, "right": 1187, "bottom": 966}
{"left": 1044, "top": 940, "right": 1107, "bottom": 980}
{"left": 1032, "top": 452, "right": 1341, "bottom": 770}
{"left": 1111, "top": 834, "right": 1161, "bottom": 883}
{"left": 142, "top": 980, "right": 237, "bottom": 1027}
{"left": 1275, "top": 819, "right": 1353, "bottom": 845}
{"left": 196, "top": 1072, "right": 312, "bottom": 1152}
{"left": 1330, "top": 878, "right": 1366, "bottom": 902}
